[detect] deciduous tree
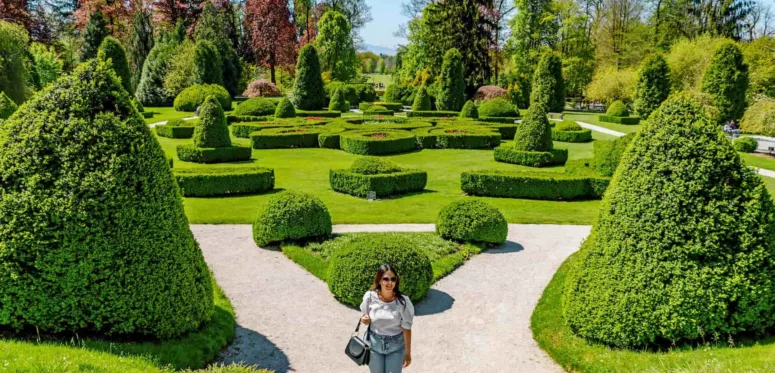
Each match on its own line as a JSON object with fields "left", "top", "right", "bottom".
{"left": 246, "top": 0, "right": 298, "bottom": 84}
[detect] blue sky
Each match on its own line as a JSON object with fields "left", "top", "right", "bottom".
{"left": 360, "top": 0, "right": 409, "bottom": 48}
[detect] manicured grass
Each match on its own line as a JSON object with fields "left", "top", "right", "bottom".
{"left": 563, "top": 111, "right": 643, "bottom": 134}
{"left": 532, "top": 252, "right": 775, "bottom": 373}
{"left": 739, "top": 152, "right": 775, "bottom": 171}
{"left": 0, "top": 276, "right": 244, "bottom": 371}
{"left": 363, "top": 73, "right": 392, "bottom": 88}
{"left": 281, "top": 232, "right": 484, "bottom": 283}
{"left": 146, "top": 103, "right": 237, "bottom": 125}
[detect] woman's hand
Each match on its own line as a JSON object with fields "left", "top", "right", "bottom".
{"left": 403, "top": 352, "right": 412, "bottom": 367}
{"left": 360, "top": 315, "right": 370, "bottom": 325}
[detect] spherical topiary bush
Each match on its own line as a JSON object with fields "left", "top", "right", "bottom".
{"left": 329, "top": 87, "right": 350, "bottom": 112}
{"left": 412, "top": 85, "right": 431, "bottom": 111}
{"left": 275, "top": 98, "right": 296, "bottom": 118}
{"left": 252, "top": 190, "right": 332, "bottom": 247}
{"left": 563, "top": 95, "right": 775, "bottom": 348}
{"left": 436, "top": 200, "right": 507, "bottom": 244}
{"left": 478, "top": 98, "right": 519, "bottom": 117}
{"left": 97, "top": 36, "right": 132, "bottom": 93}
{"left": 350, "top": 157, "right": 402, "bottom": 174}
{"left": 0, "top": 91, "right": 19, "bottom": 119}
{"left": 459, "top": 100, "right": 478, "bottom": 119}
{"left": 734, "top": 137, "right": 758, "bottom": 153}
{"left": 605, "top": 100, "right": 629, "bottom": 117}
{"left": 174, "top": 84, "right": 231, "bottom": 112}
{"left": 234, "top": 97, "right": 276, "bottom": 116}
{"left": 193, "top": 95, "right": 231, "bottom": 148}
{"left": 327, "top": 234, "right": 434, "bottom": 306}
{"left": 514, "top": 104, "right": 553, "bottom": 151}
{"left": 0, "top": 59, "right": 213, "bottom": 339}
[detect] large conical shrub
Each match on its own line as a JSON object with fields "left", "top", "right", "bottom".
{"left": 633, "top": 54, "right": 671, "bottom": 119}
{"left": 0, "top": 60, "right": 213, "bottom": 338}
{"left": 80, "top": 10, "right": 109, "bottom": 60}
{"left": 412, "top": 85, "right": 431, "bottom": 111}
{"left": 0, "top": 91, "right": 18, "bottom": 119}
{"left": 292, "top": 45, "right": 326, "bottom": 110}
{"left": 329, "top": 87, "right": 349, "bottom": 112}
{"left": 514, "top": 104, "right": 552, "bottom": 151}
{"left": 98, "top": 36, "right": 133, "bottom": 93}
{"left": 564, "top": 94, "right": 775, "bottom": 348}
{"left": 193, "top": 95, "right": 231, "bottom": 148}
{"left": 701, "top": 42, "right": 749, "bottom": 123}
{"left": 436, "top": 48, "right": 465, "bottom": 111}
{"left": 275, "top": 98, "right": 296, "bottom": 118}
{"left": 135, "top": 41, "right": 176, "bottom": 106}
{"left": 530, "top": 53, "right": 565, "bottom": 112}
{"left": 193, "top": 40, "right": 223, "bottom": 86}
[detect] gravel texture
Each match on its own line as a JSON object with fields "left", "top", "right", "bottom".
{"left": 192, "top": 224, "right": 590, "bottom": 373}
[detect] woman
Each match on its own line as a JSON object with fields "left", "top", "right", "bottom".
{"left": 359, "top": 264, "right": 414, "bottom": 373}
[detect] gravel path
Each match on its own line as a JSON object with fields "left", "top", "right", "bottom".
{"left": 192, "top": 224, "right": 591, "bottom": 373}
{"left": 575, "top": 121, "right": 626, "bottom": 137}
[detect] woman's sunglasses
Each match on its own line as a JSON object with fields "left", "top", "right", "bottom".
{"left": 381, "top": 277, "right": 398, "bottom": 283}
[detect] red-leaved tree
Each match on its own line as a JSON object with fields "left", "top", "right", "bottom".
{"left": 245, "top": 0, "right": 297, "bottom": 84}
{"left": 0, "top": 0, "right": 31, "bottom": 29}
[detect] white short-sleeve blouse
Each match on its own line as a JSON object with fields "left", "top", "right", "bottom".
{"left": 359, "top": 290, "right": 415, "bottom": 336}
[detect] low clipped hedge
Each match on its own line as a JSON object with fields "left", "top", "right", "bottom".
{"left": 734, "top": 137, "right": 758, "bottom": 153}
{"left": 231, "top": 120, "right": 328, "bottom": 138}
{"left": 551, "top": 121, "right": 592, "bottom": 143}
{"left": 478, "top": 116, "right": 519, "bottom": 123}
{"left": 156, "top": 125, "right": 195, "bottom": 138}
{"left": 461, "top": 170, "right": 609, "bottom": 200}
{"left": 359, "top": 102, "right": 403, "bottom": 111}
{"left": 494, "top": 146, "right": 568, "bottom": 167}
{"left": 226, "top": 115, "right": 269, "bottom": 124}
{"left": 414, "top": 127, "right": 501, "bottom": 149}
{"left": 250, "top": 127, "right": 322, "bottom": 149}
{"left": 296, "top": 110, "right": 342, "bottom": 118}
{"left": 174, "top": 168, "right": 274, "bottom": 197}
{"left": 174, "top": 84, "right": 231, "bottom": 112}
{"left": 481, "top": 124, "right": 518, "bottom": 140}
{"left": 340, "top": 118, "right": 432, "bottom": 131}
{"left": 599, "top": 115, "right": 641, "bottom": 125}
{"left": 252, "top": 190, "right": 332, "bottom": 247}
{"left": 176, "top": 145, "right": 252, "bottom": 163}
{"left": 330, "top": 157, "right": 427, "bottom": 198}
{"left": 340, "top": 130, "right": 417, "bottom": 155}
{"left": 436, "top": 200, "right": 507, "bottom": 244}
{"left": 327, "top": 234, "right": 434, "bottom": 307}
{"left": 406, "top": 110, "right": 459, "bottom": 118}
{"left": 363, "top": 109, "right": 394, "bottom": 116}
{"left": 234, "top": 98, "right": 276, "bottom": 116}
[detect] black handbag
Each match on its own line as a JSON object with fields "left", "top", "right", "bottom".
{"left": 345, "top": 318, "right": 371, "bottom": 366}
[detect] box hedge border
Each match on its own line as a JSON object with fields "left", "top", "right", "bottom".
{"left": 176, "top": 145, "right": 252, "bottom": 163}
{"left": 329, "top": 169, "right": 427, "bottom": 198}
{"left": 174, "top": 167, "right": 275, "bottom": 197}
{"left": 413, "top": 127, "right": 501, "bottom": 149}
{"left": 406, "top": 110, "right": 460, "bottom": 118}
{"left": 599, "top": 115, "right": 641, "bottom": 125}
{"left": 340, "top": 130, "right": 417, "bottom": 155}
{"left": 478, "top": 116, "right": 519, "bottom": 123}
{"left": 359, "top": 102, "right": 404, "bottom": 111}
{"left": 461, "top": 169, "right": 609, "bottom": 200}
{"left": 551, "top": 128, "right": 592, "bottom": 142}
{"left": 155, "top": 125, "right": 195, "bottom": 138}
{"left": 296, "top": 110, "right": 342, "bottom": 118}
{"left": 249, "top": 127, "right": 323, "bottom": 149}
{"left": 493, "top": 146, "right": 568, "bottom": 167}
{"left": 226, "top": 115, "right": 269, "bottom": 124}
{"left": 231, "top": 120, "right": 328, "bottom": 138}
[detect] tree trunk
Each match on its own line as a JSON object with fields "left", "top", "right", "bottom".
{"left": 270, "top": 52, "right": 276, "bottom": 84}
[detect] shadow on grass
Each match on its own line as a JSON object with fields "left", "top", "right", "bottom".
{"left": 415, "top": 288, "right": 455, "bottom": 316}
{"left": 221, "top": 324, "right": 290, "bottom": 373}
{"left": 484, "top": 240, "right": 524, "bottom": 254}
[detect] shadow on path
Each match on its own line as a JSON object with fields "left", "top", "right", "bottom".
{"left": 415, "top": 288, "right": 455, "bottom": 316}
{"left": 484, "top": 240, "right": 524, "bottom": 254}
{"left": 221, "top": 325, "right": 291, "bottom": 373}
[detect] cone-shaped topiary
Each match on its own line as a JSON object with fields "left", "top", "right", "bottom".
{"left": 97, "top": 36, "right": 132, "bottom": 93}
{"left": 633, "top": 54, "right": 671, "bottom": 119}
{"left": 436, "top": 200, "right": 507, "bottom": 244}
{"left": 436, "top": 48, "right": 465, "bottom": 111}
{"left": 275, "top": 97, "right": 296, "bottom": 118}
{"left": 563, "top": 95, "right": 775, "bottom": 348}
{"left": 193, "top": 95, "right": 231, "bottom": 148}
{"left": 80, "top": 10, "right": 109, "bottom": 60}
{"left": 514, "top": 104, "right": 553, "bottom": 151}
{"left": 0, "top": 59, "right": 213, "bottom": 338}
{"left": 530, "top": 52, "right": 565, "bottom": 112}
{"left": 193, "top": 40, "right": 223, "bottom": 86}
{"left": 605, "top": 100, "right": 629, "bottom": 117}
{"left": 412, "top": 85, "right": 431, "bottom": 111}
{"left": 0, "top": 91, "right": 18, "bottom": 119}
{"left": 292, "top": 45, "right": 326, "bottom": 110}
{"left": 459, "top": 100, "right": 478, "bottom": 119}
{"left": 329, "top": 87, "right": 349, "bottom": 112}
{"left": 252, "top": 190, "right": 332, "bottom": 247}
{"left": 701, "top": 42, "right": 749, "bottom": 124}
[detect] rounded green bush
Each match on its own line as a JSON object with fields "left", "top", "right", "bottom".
{"left": 166, "top": 118, "right": 188, "bottom": 126}
{"left": 734, "top": 137, "right": 758, "bottom": 152}
{"left": 365, "top": 105, "right": 388, "bottom": 112}
{"left": 174, "top": 84, "right": 231, "bottom": 112}
{"left": 97, "top": 36, "right": 132, "bottom": 93}
{"left": 605, "top": 100, "right": 629, "bottom": 117}
{"left": 193, "top": 95, "right": 231, "bottom": 148}
{"left": 329, "top": 87, "right": 350, "bottom": 112}
{"left": 478, "top": 98, "right": 518, "bottom": 118}
{"left": 564, "top": 95, "right": 775, "bottom": 348}
{"left": 235, "top": 98, "right": 276, "bottom": 116}
{"left": 350, "top": 157, "right": 402, "bottom": 174}
{"left": 275, "top": 98, "right": 296, "bottom": 118}
{"left": 327, "top": 233, "right": 434, "bottom": 306}
{"left": 555, "top": 120, "right": 582, "bottom": 131}
{"left": 514, "top": 104, "right": 553, "bottom": 151}
{"left": 436, "top": 200, "right": 508, "bottom": 244}
{"left": 459, "top": 100, "right": 479, "bottom": 119}
{"left": 412, "top": 85, "right": 431, "bottom": 111}
{"left": 0, "top": 91, "right": 19, "bottom": 119}
{"left": 0, "top": 59, "right": 213, "bottom": 339}
{"left": 252, "top": 190, "right": 332, "bottom": 247}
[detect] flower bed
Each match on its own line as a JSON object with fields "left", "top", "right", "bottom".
{"left": 339, "top": 130, "right": 417, "bottom": 155}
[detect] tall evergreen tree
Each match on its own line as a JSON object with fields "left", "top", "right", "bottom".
{"left": 314, "top": 10, "right": 358, "bottom": 82}
{"left": 633, "top": 54, "right": 671, "bottom": 119}
{"left": 195, "top": 1, "right": 242, "bottom": 96}
{"left": 97, "top": 36, "right": 132, "bottom": 93}
{"left": 193, "top": 40, "right": 223, "bottom": 85}
{"left": 292, "top": 44, "right": 325, "bottom": 109}
{"left": 509, "top": 0, "right": 557, "bottom": 97}
{"left": 0, "top": 21, "right": 30, "bottom": 105}
{"left": 701, "top": 42, "right": 749, "bottom": 123}
{"left": 129, "top": 8, "right": 154, "bottom": 93}
{"left": 80, "top": 10, "right": 109, "bottom": 60}
{"left": 436, "top": 48, "right": 465, "bottom": 111}
{"left": 530, "top": 52, "right": 564, "bottom": 112}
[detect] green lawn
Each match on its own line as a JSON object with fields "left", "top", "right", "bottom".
{"left": 532, "top": 252, "right": 775, "bottom": 373}
{"left": 363, "top": 73, "right": 392, "bottom": 88}
{"left": 739, "top": 152, "right": 775, "bottom": 171}
{"left": 158, "top": 129, "right": 612, "bottom": 225}
{"left": 563, "top": 111, "right": 644, "bottom": 134}
{"left": 145, "top": 103, "right": 237, "bottom": 125}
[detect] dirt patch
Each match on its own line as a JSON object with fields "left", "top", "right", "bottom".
{"left": 445, "top": 130, "right": 471, "bottom": 134}
{"left": 369, "top": 133, "right": 388, "bottom": 138}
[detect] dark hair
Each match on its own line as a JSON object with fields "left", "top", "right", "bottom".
{"left": 370, "top": 263, "right": 407, "bottom": 308}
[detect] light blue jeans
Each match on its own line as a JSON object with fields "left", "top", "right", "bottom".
{"left": 367, "top": 331, "right": 405, "bottom": 373}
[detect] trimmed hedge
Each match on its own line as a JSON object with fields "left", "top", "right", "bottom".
{"left": 292, "top": 45, "right": 326, "bottom": 110}
{"left": 494, "top": 146, "right": 568, "bottom": 167}
{"left": 329, "top": 87, "right": 350, "bottom": 112}
{"left": 478, "top": 98, "right": 519, "bottom": 118}
{"left": 359, "top": 102, "right": 403, "bottom": 111}
{"left": 436, "top": 200, "right": 507, "bottom": 244}
{"left": 734, "top": 137, "right": 758, "bottom": 152}
{"left": 461, "top": 170, "right": 609, "bottom": 200}
{"left": 174, "top": 168, "right": 274, "bottom": 197}
{"left": 406, "top": 110, "right": 459, "bottom": 118}
{"left": 250, "top": 127, "right": 322, "bottom": 149}
{"left": 340, "top": 130, "right": 417, "bottom": 155}
{"left": 593, "top": 133, "right": 636, "bottom": 176}
{"left": 234, "top": 98, "right": 276, "bottom": 116}
{"left": 252, "top": 190, "right": 332, "bottom": 247}
{"left": 412, "top": 85, "right": 432, "bottom": 111}
{"left": 318, "top": 132, "right": 342, "bottom": 149}
{"left": 296, "top": 110, "right": 342, "bottom": 118}
{"left": 606, "top": 100, "right": 629, "bottom": 117}
{"left": 226, "top": 115, "right": 269, "bottom": 124}
{"left": 156, "top": 124, "right": 195, "bottom": 138}
{"left": 459, "top": 100, "right": 478, "bottom": 119}
{"left": 340, "top": 119, "right": 431, "bottom": 131}
{"left": 327, "top": 234, "right": 434, "bottom": 307}
{"left": 414, "top": 127, "right": 501, "bottom": 149}
{"left": 173, "top": 84, "right": 231, "bottom": 112}
{"left": 477, "top": 116, "right": 519, "bottom": 123}
{"left": 552, "top": 121, "right": 592, "bottom": 143}
{"left": 231, "top": 120, "right": 327, "bottom": 138}
{"left": 330, "top": 169, "right": 427, "bottom": 198}
{"left": 481, "top": 124, "right": 518, "bottom": 140}
{"left": 275, "top": 98, "right": 296, "bottom": 118}
{"left": 176, "top": 145, "right": 252, "bottom": 163}
{"left": 598, "top": 115, "right": 641, "bottom": 125}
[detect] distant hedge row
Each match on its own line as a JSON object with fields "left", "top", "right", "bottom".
{"left": 174, "top": 167, "right": 274, "bottom": 197}
{"left": 461, "top": 170, "right": 609, "bottom": 200}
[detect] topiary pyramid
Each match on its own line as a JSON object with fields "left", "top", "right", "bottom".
{"left": 530, "top": 52, "right": 565, "bottom": 113}
{"left": 600, "top": 100, "right": 640, "bottom": 124}
{"left": 0, "top": 91, "right": 18, "bottom": 119}
{"left": 0, "top": 59, "right": 213, "bottom": 339}
{"left": 275, "top": 97, "right": 296, "bottom": 118}
{"left": 436, "top": 48, "right": 465, "bottom": 111}
{"left": 459, "top": 100, "right": 478, "bottom": 119}
{"left": 329, "top": 87, "right": 349, "bottom": 112}
{"left": 633, "top": 54, "right": 671, "bottom": 120}
{"left": 97, "top": 36, "right": 132, "bottom": 93}
{"left": 177, "top": 95, "right": 251, "bottom": 163}
{"left": 292, "top": 45, "right": 326, "bottom": 110}
{"left": 412, "top": 85, "right": 431, "bottom": 111}
{"left": 701, "top": 42, "right": 749, "bottom": 124}
{"left": 563, "top": 95, "right": 775, "bottom": 348}
{"left": 494, "top": 104, "right": 566, "bottom": 167}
